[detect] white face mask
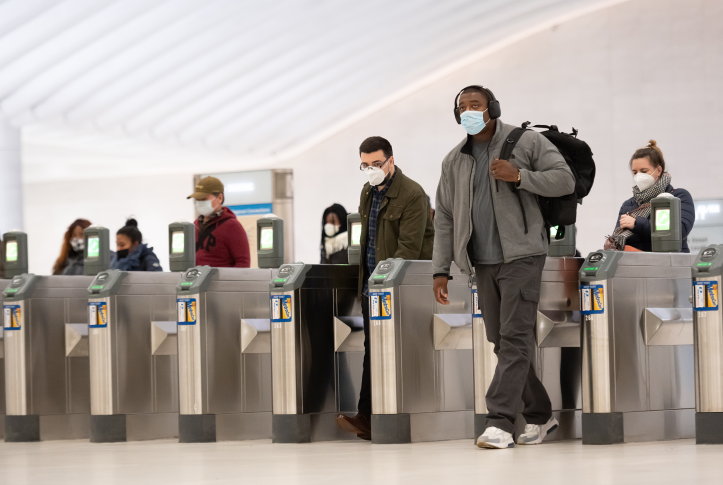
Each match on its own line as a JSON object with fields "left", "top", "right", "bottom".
{"left": 70, "top": 237, "right": 84, "bottom": 252}
{"left": 633, "top": 172, "right": 656, "bottom": 191}
{"left": 324, "top": 223, "right": 340, "bottom": 237}
{"left": 363, "top": 166, "right": 388, "bottom": 186}
{"left": 195, "top": 199, "right": 215, "bottom": 217}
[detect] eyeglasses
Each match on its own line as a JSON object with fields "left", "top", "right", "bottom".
{"left": 359, "top": 157, "right": 390, "bottom": 171}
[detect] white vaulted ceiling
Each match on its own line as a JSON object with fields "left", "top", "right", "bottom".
{"left": 0, "top": 0, "right": 623, "bottom": 182}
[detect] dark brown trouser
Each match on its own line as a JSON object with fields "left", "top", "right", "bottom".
{"left": 475, "top": 255, "right": 552, "bottom": 434}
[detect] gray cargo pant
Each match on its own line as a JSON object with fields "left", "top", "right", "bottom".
{"left": 475, "top": 255, "right": 552, "bottom": 435}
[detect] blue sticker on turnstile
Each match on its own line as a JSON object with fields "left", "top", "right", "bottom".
{"left": 370, "top": 292, "right": 392, "bottom": 320}
{"left": 580, "top": 285, "right": 604, "bottom": 315}
{"left": 271, "top": 295, "right": 292, "bottom": 323}
{"left": 88, "top": 302, "right": 108, "bottom": 328}
{"left": 177, "top": 298, "right": 197, "bottom": 325}
{"left": 472, "top": 289, "right": 482, "bottom": 318}
{"left": 3, "top": 305, "right": 22, "bottom": 330}
{"left": 693, "top": 281, "right": 719, "bottom": 311}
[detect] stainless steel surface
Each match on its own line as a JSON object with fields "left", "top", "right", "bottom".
{"left": 434, "top": 314, "right": 472, "bottom": 350}
{"left": 152, "top": 321, "right": 178, "bottom": 356}
{"left": 4, "top": 300, "right": 27, "bottom": 415}
{"left": 537, "top": 311, "right": 581, "bottom": 348}
{"left": 241, "top": 319, "right": 271, "bottom": 353}
{"left": 370, "top": 290, "right": 399, "bottom": 415}
{"left": 178, "top": 295, "right": 202, "bottom": 415}
{"left": 644, "top": 308, "right": 694, "bottom": 346}
{"left": 89, "top": 296, "right": 115, "bottom": 415}
{"left": 694, "top": 275, "right": 723, "bottom": 412}
{"left": 472, "top": 308, "right": 496, "bottom": 415}
{"left": 271, "top": 291, "right": 298, "bottom": 415}
{"left": 65, "top": 324, "right": 89, "bottom": 357}
{"left": 334, "top": 316, "right": 364, "bottom": 352}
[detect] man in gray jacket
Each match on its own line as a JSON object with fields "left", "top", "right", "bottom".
{"left": 432, "top": 86, "right": 575, "bottom": 449}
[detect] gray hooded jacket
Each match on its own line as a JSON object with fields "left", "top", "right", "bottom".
{"left": 433, "top": 119, "right": 575, "bottom": 276}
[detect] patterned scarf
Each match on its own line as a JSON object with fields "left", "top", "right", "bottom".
{"left": 610, "top": 173, "right": 671, "bottom": 250}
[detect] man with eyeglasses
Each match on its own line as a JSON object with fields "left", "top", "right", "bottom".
{"left": 336, "top": 136, "right": 434, "bottom": 441}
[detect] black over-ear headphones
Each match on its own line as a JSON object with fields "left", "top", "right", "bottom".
{"left": 453, "top": 85, "right": 501, "bottom": 124}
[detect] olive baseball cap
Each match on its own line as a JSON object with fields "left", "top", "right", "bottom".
{"left": 188, "top": 176, "right": 224, "bottom": 200}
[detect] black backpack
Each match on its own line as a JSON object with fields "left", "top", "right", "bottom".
{"left": 499, "top": 122, "right": 595, "bottom": 237}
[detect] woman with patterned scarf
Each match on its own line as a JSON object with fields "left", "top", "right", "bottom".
{"left": 604, "top": 140, "right": 695, "bottom": 252}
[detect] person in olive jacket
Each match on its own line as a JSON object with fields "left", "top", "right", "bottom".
{"left": 336, "top": 136, "right": 434, "bottom": 441}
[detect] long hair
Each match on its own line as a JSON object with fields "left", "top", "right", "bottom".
{"left": 52, "top": 219, "right": 91, "bottom": 275}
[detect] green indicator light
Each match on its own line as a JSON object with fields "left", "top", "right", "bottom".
{"left": 584, "top": 267, "right": 598, "bottom": 271}
{"left": 274, "top": 278, "right": 287, "bottom": 282}
{"left": 181, "top": 282, "right": 193, "bottom": 286}
{"left": 373, "top": 275, "right": 386, "bottom": 280}
{"left": 6, "top": 288, "right": 17, "bottom": 293}
{"left": 698, "top": 262, "right": 712, "bottom": 266}
{"left": 91, "top": 285, "right": 103, "bottom": 289}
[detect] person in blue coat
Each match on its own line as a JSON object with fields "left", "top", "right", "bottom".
{"left": 110, "top": 219, "right": 163, "bottom": 271}
{"left": 605, "top": 140, "right": 694, "bottom": 252}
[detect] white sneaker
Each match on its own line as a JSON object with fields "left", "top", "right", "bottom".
{"left": 476, "top": 426, "right": 514, "bottom": 449}
{"left": 517, "top": 417, "right": 559, "bottom": 445}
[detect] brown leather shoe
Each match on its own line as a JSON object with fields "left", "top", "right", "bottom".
{"left": 336, "top": 413, "right": 372, "bottom": 439}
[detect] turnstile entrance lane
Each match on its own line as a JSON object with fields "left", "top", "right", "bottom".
{"left": 88, "top": 270, "right": 182, "bottom": 442}
{"left": 0, "top": 278, "right": 10, "bottom": 438}
{"left": 691, "top": 245, "right": 723, "bottom": 444}
{"left": 4, "top": 275, "right": 95, "bottom": 442}
{"left": 473, "top": 257, "right": 583, "bottom": 442}
{"left": 579, "top": 250, "right": 696, "bottom": 444}
{"left": 270, "top": 263, "right": 359, "bottom": 443}
{"left": 368, "top": 259, "right": 473, "bottom": 444}
{"left": 176, "top": 266, "right": 276, "bottom": 442}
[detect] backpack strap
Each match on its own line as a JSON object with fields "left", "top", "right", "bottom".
{"left": 499, "top": 123, "right": 530, "bottom": 234}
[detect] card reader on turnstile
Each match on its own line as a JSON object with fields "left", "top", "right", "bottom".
{"left": 691, "top": 244, "right": 723, "bottom": 444}
{"left": 651, "top": 193, "right": 682, "bottom": 253}
{"left": 347, "top": 213, "right": 362, "bottom": 265}
{"left": 548, "top": 225, "right": 576, "bottom": 257}
{"left": 257, "top": 216, "right": 284, "bottom": 269}
{"left": 2, "top": 231, "right": 28, "bottom": 279}
{"left": 168, "top": 222, "right": 196, "bottom": 272}
{"left": 3, "top": 273, "right": 40, "bottom": 440}
{"left": 84, "top": 226, "right": 111, "bottom": 276}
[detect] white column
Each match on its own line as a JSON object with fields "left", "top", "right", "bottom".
{"left": 0, "top": 116, "right": 23, "bottom": 235}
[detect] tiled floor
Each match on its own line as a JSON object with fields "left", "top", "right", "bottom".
{"left": 1, "top": 438, "right": 722, "bottom": 484}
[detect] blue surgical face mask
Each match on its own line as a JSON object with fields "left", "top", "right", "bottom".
{"left": 460, "top": 108, "right": 489, "bottom": 135}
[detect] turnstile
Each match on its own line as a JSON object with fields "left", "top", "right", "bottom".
{"left": 472, "top": 257, "right": 583, "bottom": 441}
{"left": 0, "top": 278, "right": 10, "bottom": 437}
{"left": 269, "top": 263, "right": 359, "bottom": 443}
{"left": 176, "top": 267, "right": 276, "bottom": 442}
{"left": 368, "top": 259, "right": 473, "bottom": 444}
{"left": 579, "top": 251, "right": 696, "bottom": 444}
{"left": 691, "top": 245, "right": 723, "bottom": 444}
{"left": 87, "top": 270, "right": 182, "bottom": 442}
{"left": 3, "top": 275, "right": 94, "bottom": 442}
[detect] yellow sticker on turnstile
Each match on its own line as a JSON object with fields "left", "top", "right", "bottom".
{"left": 3, "top": 305, "right": 21, "bottom": 330}
{"left": 88, "top": 301, "right": 108, "bottom": 328}
{"left": 693, "top": 281, "right": 719, "bottom": 311}
{"left": 271, "top": 295, "right": 292, "bottom": 322}
{"left": 370, "top": 292, "right": 392, "bottom": 320}
{"left": 177, "top": 298, "right": 197, "bottom": 325}
{"left": 580, "top": 285, "right": 604, "bottom": 315}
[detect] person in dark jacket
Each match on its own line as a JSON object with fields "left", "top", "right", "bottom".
{"left": 110, "top": 219, "right": 163, "bottom": 272}
{"left": 320, "top": 203, "right": 349, "bottom": 264}
{"left": 605, "top": 140, "right": 694, "bottom": 252}
{"left": 53, "top": 218, "right": 92, "bottom": 275}
{"left": 336, "top": 136, "right": 434, "bottom": 441}
{"left": 188, "top": 176, "right": 251, "bottom": 268}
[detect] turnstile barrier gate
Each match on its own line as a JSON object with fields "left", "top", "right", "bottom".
{"left": 176, "top": 266, "right": 276, "bottom": 442}
{"left": 88, "top": 270, "right": 182, "bottom": 442}
{"left": 579, "top": 250, "right": 695, "bottom": 444}
{"left": 269, "top": 263, "right": 359, "bottom": 443}
{"left": 369, "top": 259, "right": 473, "bottom": 444}
{"left": 691, "top": 244, "right": 723, "bottom": 444}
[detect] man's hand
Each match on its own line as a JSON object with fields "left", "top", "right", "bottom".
{"left": 433, "top": 276, "right": 450, "bottom": 305}
{"left": 603, "top": 237, "right": 615, "bottom": 250}
{"left": 490, "top": 159, "right": 520, "bottom": 183}
{"left": 619, "top": 214, "right": 635, "bottom": 230}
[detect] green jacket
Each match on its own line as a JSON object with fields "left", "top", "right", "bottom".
{"left": 358, "top": 166, "right": 434, "bottom": 297}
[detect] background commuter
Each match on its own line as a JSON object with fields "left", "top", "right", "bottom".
{"left": 320, "top": 203, "right": 349, "bottom": 264}
{"left": 336, "top": 136, "right": 434, "bottom": 440}
{"left": 604, "top": 140, "right": 694, "bottom": 252}
{"left": 187, "top": 176, "right": 250, "bottom": 268}
{"left": 433, "top": 86, "right": 575, "bottom": 449}
{"left": 110, "top": 219, "right": 162, "bottom": 271}
{"left": 52, "top": 218, "right": 92, "bottom": 275}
